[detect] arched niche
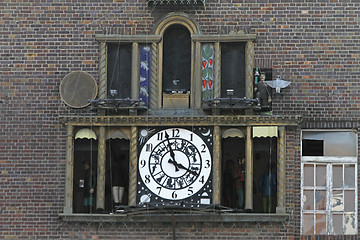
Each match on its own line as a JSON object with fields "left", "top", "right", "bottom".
{"left": 152, "top": 12, "right": 201, "bottom": 109}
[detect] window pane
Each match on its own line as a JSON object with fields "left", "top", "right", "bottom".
{"left": 302, "top": 131, "right": 356, "bottom": 156}
{"left": 344, "top": 213, "right": 356, "bottom": 235}
{"left": 162, "top": 24, "right": 191, "bottom": 92}
{"left": 316, "top": 165, "right": 326, "bottom": 187}
{"left": 303, "top": 190, "right": 314, "bottom": 210}
{"left": 315, "top": 214, "right": 327, "bottom": 234}
{"left": 315, "top": 190, "right": 326, "bottom": 210}
{"left": 332, "top": 214, "right": 343, "bottom": 235}
{"left": 344, "top": 190, "right": 355, "bottom": 212}
{"left": 333, "top": 165, "right": 343, "bottom": 188}
{"left": 303, "top": 164, "right": 314, "bottom": 187}
{"left": 221, "top": 43, "right": 245, "bottom": 98}
{"left": 302, "top": 139, "right": 323, "bottom": 156}
{"left": 332, "top": 190, "right": 344, "bottom": 211}
{"left": 107, "top": 43, "right": 132, "bottom": 99}
{"left": 344, "top": 164, "right": 355, "bottom": 188}
{"left": 303, "top": 213, "right": 314, "bottom": 235}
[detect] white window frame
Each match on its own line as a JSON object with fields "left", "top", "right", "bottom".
{"left": 301, "top": 130, "right": 358, "bottom": 235}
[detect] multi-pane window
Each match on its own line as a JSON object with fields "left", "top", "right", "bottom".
{"left": 301, "top": 131, "right": 357, "bottom": 235}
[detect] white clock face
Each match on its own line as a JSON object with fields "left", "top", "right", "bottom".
{"left": 138, "top": 128, "right": 212, "bottom": 201}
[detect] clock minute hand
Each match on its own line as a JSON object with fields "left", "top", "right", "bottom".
{"left": 176, "top": 162, "right": 198, "bottom": 176}
{"left": 165, "top": 131, "right": 179, "bottom": 172}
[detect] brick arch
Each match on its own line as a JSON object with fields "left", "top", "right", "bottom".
{"left": 152, "top": 12, "right": 201, "bottom": 35}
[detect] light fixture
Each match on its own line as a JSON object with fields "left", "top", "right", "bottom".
{"left": 226, "top": 89, "right": 234, "bottom": 101}
{"left": 110, "top": 89, "right": 118, "bottom": 97}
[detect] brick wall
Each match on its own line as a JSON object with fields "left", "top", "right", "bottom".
{"left": 1, "top": 0, "right": 359, "bottom": 239}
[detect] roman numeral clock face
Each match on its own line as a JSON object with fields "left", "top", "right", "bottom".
{"left": 137, "top": 127, "right": 213, "bottom": 207}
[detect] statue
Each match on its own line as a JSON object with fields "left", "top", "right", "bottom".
{"left": 256, "top": 72, "right": 272, "bottom": 108}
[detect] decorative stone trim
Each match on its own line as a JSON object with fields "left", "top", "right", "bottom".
{"left": 59, "top": 213, "right": 289, "bottom": 223}
{"left": 60, "top": 115, "right": 302, "bottom": 127}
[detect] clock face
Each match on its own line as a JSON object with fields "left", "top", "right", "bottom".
{"left": 137, "top": 127, "right": 213, "bottom": 207}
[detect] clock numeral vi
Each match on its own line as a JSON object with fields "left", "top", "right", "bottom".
{"left": 172, "top": 191, "right": 177, "bottom": 199}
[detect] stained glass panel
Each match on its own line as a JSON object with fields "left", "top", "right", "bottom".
{"left": 201, "top": 44, "right": 214, "bottom": 100}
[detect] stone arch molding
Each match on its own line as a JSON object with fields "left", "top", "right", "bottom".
{"left": 152, "top": 12, "right": 201, "bottom": 35}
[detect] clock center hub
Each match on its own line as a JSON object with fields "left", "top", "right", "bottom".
{"left": 161, "top": 151, "right": 189, "bottom": 178}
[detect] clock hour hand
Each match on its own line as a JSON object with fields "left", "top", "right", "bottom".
{"left": 168, "top": 159, "right": 198, "bottom": 176}
{"left": 165, "top": 131, "right": 179, "bottom": 172}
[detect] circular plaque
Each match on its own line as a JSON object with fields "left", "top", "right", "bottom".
{"left": 59, "top": 71, "right": 98, "bottom": 108}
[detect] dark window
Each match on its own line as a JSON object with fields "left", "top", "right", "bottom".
{"left": 162, "top": 24, "right": 191, "bottom": 93}
{"left": 107, "top": 43, "right": 132, "bottom": 98}
{"left": 105, "top": 139, "right": 129, "bottom": 211}
{"left": 73, "top": 139, "right": 98, "bottom": 214}
{"left": 302, "top": 139, "right": 324, "bottom": 156}
{"left": 221, "top": 43, "right": 246, "bottom": 98}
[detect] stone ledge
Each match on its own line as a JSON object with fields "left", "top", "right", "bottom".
{"left": 59, "top": 213, "right": 289, "bottom": 223}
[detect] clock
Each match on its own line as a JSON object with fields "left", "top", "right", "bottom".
{"left": 137, "top": 127, "right": 213, "bottom": 207}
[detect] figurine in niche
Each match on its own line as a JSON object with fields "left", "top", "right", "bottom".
{"left": 258, "top": 162, "right": 277, "bottom": 213}
{"left": 112, "top": 154, "right": 127, "bottom": 209}
{"left": 256, "top": 72, "right": 272, "bottom": 108}
{"left": 83, "top": 161, "right": 96, "bottom": 213}
{"left": 233, "top": 156, "right": 245, "bottom": 209}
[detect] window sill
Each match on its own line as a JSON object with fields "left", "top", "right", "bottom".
{"left": 59, "top": 212, "right": 289, "bottom": 223}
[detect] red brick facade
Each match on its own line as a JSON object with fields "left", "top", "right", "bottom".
{"left": 1, "top": 0, "right": 359, "bottom": 239}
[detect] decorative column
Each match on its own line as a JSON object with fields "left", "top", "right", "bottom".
{"left": 96, "top": 126, "right": 106, "bottom": 209}
{"left": 98, "top": 42, "right": 107, "bottom": 99}
{"left": 131, "top": 42, "right": 139, "bottom": 100}
{"left": 245, "top": 126, "right": 253, "bottom": 210}
{"left": 245, "top": 41, "right": 254, "bottom": 115}
{"left": 150, "top": 42, "right": 159, "bottom": 109}
{"left": 212, "top": 126, "right": 222, "bottom": 205}
{"left": 213, "top": 42, "right": 221, "bottom": 115}
{"left": 64, "top": 125, "right": 74, "bottom": 214}
{"left": 194, "top": 41, "right": 202, "bottom": 109}
{"left": 128, "top": 126, "right": 138, "bottom": 206}
{"left": 276, "top": 126, "right": 286, "bottom": 213}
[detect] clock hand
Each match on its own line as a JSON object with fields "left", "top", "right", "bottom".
{"left": 165, "top": 131, "right": 179, "bottom": 172}
{"left": 168, "top": 159, "right": 198, "bottom": 176}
